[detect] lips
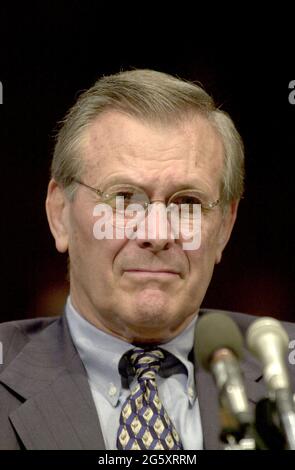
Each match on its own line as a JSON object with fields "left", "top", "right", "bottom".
{"left": 124, "top": 269, "right": 179, "bottom": 274}
{"left": 124, "top": 269, "right": 180, "bottom": 279}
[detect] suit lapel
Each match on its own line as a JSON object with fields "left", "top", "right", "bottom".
{"left": 195, "top": 364, "right": 221, "bottom": 449}
{"left": 0, "top": 316, "right": 105, "bottom": 449}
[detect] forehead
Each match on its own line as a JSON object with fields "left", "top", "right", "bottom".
{"left": 80, "top": 110, "right": 224, "bottom": 191}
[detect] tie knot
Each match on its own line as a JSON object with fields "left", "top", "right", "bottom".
{"left": 129, "top": 347, "right": 165, "bottom": 382}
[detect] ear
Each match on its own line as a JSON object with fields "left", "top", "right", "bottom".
{"left": 215, "top": 200, "right": 239, "bottom": 264}
{"left": 45, "top": 179, "right": 69, "bottom": 253}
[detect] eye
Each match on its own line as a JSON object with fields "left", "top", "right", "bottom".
{"left": 116, "top": 191, "right": 135, "bottom": 200}
{"left": 103, "top": 187, "right": 148, "bottom": 210}
{"left": 174, "top": 195, "right": 202, "bottom": 206}
{"left": 171, "top": 195, "right": 203, "bottom": 207}
{"left": 169, "top": 192, "right": 204, "bottom": 218}
{"left": 104, "top": 191, "right": 134, "bottom": 208}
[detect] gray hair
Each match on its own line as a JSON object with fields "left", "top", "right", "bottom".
{"left": 51, "top": 69, "right": 244, "bottom": 204}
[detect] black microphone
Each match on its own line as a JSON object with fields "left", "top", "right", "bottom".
{"left": 246, "top": 317, "right": 295, "bottom": 450}
{"left": 195, "top": 312, "right": 253, "bottom": 433}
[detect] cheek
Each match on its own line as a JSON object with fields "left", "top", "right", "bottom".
{"left": 67, "top": 202, "right": 130, "bottom": 296}
{"left": 68, "top": 208, "right": 123, "bottom": 274}
{"left": 186, "top": 221, "right": 221, "bottom": 269}
{"left": 70, "top": 226, "right": 126, "bottom": 276}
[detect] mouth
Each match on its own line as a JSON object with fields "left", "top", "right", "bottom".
{"left": 124, "top": 269, "right": 180, "bottom": 278}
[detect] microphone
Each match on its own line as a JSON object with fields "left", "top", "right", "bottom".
{"left": 195, "top": 312, "right": 253, "bottom": 432}
{"left": 246, "top": 317, "right": 295, "bottom": 450}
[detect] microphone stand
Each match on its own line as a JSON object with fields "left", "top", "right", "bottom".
{"left": 218, "top": 405, "right": 261, "bottom": 450}
{"left": 254, "top": 397, "right": 286, "bottom": 450}
{"left": 272, "top": 389, "right": 295, "bottom": 450}
{"left": 220, "top": 396, "right": 295, "bottom": 450}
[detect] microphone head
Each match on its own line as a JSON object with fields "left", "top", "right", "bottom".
{"left": 246, "top": 317, "right": 290, "bottom": 391}
{"left": 246, "top": 317, "right": 289, "bottom": 357}
{"left": 195, "top": 311, "right": 244, "bottom": 371}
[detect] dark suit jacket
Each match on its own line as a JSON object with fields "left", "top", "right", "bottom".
{"left": 0, "top": 310, "right": 295, "bottom": 450}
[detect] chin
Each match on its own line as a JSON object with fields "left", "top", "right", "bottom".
{"left": 126, "top": 319, "right": 173, "bottom": 344}
{"left": 125, "top": 306, "right": 176, "bottom": 344}
{"left": 118, "top": 289, "right": 183, "bottom": 342}
{"left": 129, "top": 306, "right": 167, "bottom": 325}
{"left": 134, "top": 290, "right": 170, "bottom": 320}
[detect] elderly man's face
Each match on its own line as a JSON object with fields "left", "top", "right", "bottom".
{"left": 47, "top": 111, "right": 238, "bottom": 343}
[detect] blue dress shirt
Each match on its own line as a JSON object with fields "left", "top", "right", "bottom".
{"left": 65, "top": 297, "right": 203, "bottom": 450}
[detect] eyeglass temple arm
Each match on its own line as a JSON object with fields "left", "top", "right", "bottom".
{"left": 73, "top": 179, "right": 102, "bottom": 196}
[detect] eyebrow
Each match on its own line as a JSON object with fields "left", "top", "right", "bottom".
{"left": 101, "top": 176, "right": 141, "bottom": 189}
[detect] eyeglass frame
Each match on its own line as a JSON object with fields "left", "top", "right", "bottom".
{"left": 70, "top": 178, "right": 221, "bottom": 212}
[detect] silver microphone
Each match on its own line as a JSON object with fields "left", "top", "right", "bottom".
{"left": 246, "top": 317, "right": 295, "bottom": 450}
{"left": 195, "top": 312, "right": 252, "bottom": 428}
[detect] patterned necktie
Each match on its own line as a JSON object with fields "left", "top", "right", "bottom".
{"left": 117, "top": 347, "right": 183, "bottom": 450}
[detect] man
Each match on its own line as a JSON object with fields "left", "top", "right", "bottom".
{"left": 0, "top": 69, "right": 294, "bottom": 450}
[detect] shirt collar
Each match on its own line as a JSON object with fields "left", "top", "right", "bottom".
{"left": 65, "top": 296, "right": 198, "bottom": 406}
{"left": 160, "top": 316, "right": 198, "bottom": 404}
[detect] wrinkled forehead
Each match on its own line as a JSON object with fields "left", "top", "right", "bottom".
{"left": 79, "top": 110, "right": 225, "bottom": 191}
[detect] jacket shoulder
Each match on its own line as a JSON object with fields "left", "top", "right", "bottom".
{"left": 0, "top": 317, "right": 60, "bottom": 369}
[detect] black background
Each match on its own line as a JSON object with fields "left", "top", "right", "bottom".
{"left": 0, "top": 3, "right": 294, "bottom": 322}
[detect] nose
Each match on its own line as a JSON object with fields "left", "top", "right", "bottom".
{"left": 134, "top": 201, "right": 176, "bottom": 252}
